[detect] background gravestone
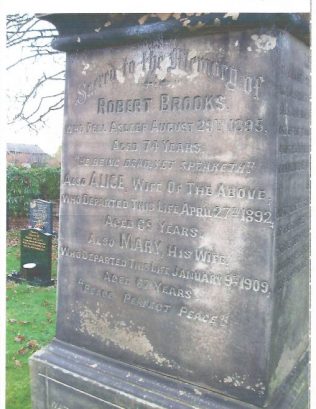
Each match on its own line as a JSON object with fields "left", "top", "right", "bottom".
{"left": 20, "top": 228, "right": 53, "bottom": 286}
{"left": 30, "top": 13, "right": 310, "bottom": 409}
{"left": 29, "top": 199, "right": 53, "bottom": 234}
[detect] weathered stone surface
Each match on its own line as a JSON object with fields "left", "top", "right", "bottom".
{"left": 30, "top": 13, "right": 310, "bottom": 409}
{"left": 30, "top": 340, "right": 309, "bottom": 409}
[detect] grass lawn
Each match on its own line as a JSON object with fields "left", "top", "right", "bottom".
{"left": 6, "top": 229, "right": 58, "bottom": 409}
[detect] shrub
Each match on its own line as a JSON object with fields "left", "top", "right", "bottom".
{"left": 34, "top": 167, "right": 60, "bottom": 201}
{"left": 7, "top": 166, "right": 61, "bottom": 217}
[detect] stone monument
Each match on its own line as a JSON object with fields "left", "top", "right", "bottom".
{"left": 29, "top": 199, "right": 53, "bottom": 235}
{"left": 30, "top": 13, "right": 310, "bottom": 409}
{"left": 20, "top": 228, "right": 53, "bottom": 286}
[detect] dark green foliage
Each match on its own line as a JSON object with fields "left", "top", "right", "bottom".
{"left": 7, "top": 166, "right": 60, "bottom": 216}
{"left": 34, "top": 167, "right": 60, "bottom": 201}
{"left": 7, "top": 166, "right": 41, "bottom": 217}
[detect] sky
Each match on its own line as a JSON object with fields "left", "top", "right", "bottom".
{"left": 6, "top": 17, "right": 65, "bottom": 155}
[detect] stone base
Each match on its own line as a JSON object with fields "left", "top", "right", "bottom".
{"left": 7, "top": 272, "right": 55, "bottom": 287}
{"left": 29, "top": 340, "right": 309, "bottom": 409}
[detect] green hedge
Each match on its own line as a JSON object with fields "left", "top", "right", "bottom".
{"left": 7, "top": 166, "right": 60, "bottom": 217}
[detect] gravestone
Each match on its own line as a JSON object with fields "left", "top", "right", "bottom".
{"left": 20, "top": 228, "right": 53, "bottom": 286}
{"left": 29, "top": 199, "right": 53, "bottom": 234}
{"left": 30, "top": 13, "right": 310, "bottom": 409}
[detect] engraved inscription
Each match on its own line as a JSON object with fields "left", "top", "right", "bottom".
{"left": 119, "top": 232, "right": 162, "bottom": 255}
{"left": 75, "top": 155, "right": 120, "bottom": 167}
{"left": 158, "top": 221, "right": 199, "bottom": 238}
{"left": 97, "top": 96, "right": 152, "bottom": 113}
{"left": 75, "top": 46, "right": 265, "bottom": 104}
{"left": 178, "top": 306, "right": 230, "bottom": 327}
{"left": 123, "top": 292, "right": 172, "bottom": 313}
{"left": 65, "top": 118, "right": 265, "bottom": 135}
{"left": 104, "top": 215, "right": 153, "bottom": 231}
{"left": 132, "top": 177, "right": 162, "bottom": 192}
{"left": 60, "top": 246, "right": 127, "bottom": 267}
{"left": 78, "top": 279, "right": 113, "bottom": 300}
{"left": 88, "top": 172, "right": 125, "bottom": 189}
{"left": 135, "top": 277, "right": 193, "bottom": 299}
{"left": 57, "top": 32, "right": 296, "bottom": 398}
{"left": 180, "top": 160, "right": 256, "bottom": 174}
{"left": 22, "top": 230, "right": 47, "bottom": 252}
{"left": 159, "top": 93, "right": 226, "bottom": 112}
{"left": 103, "top": 271, "right": 130, "bottom": 286}
{"left": 124, "top": 158, "right": 176, "bottom": 170}
{"left": 167, "top": 244, "right": 227, "bottom": 265}
{"left": 60, "top": 193, "right": 273, "bottom": 226}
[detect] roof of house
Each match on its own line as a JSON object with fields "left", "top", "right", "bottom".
{"left": 6, "top": 143, "right": 48, "bottom": 155}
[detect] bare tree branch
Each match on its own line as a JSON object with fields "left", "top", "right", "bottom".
{"left": 8, "top": 71, "right": 65, "bottom": 125}
{"left": 8, "top": 35, "right": 58, "bottom": 48}
{"left": 22, "top": 97, "right": 64, "bottom": 132}
{"left": 7, "top": 51, "right": 60, "bottom": 70}
{"left": 23, "top": 92, "right": 65, "bottom": 121}
{"left": 6, "top": 13, "right": 65, "bottom": 131}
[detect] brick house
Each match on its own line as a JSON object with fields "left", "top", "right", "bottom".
{"left": 6, "top": 143, "right": 50, "bottom": 166}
